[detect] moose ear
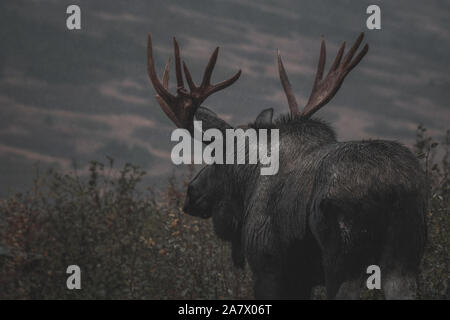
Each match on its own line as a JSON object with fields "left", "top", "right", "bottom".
{"left": 195, "top": 106, "right": 233, "bottom": 132}
{"left": 255, "top": 108, "right": 273, "bottom": 126}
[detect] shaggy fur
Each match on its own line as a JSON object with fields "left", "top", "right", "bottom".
{"left": 183, "top": 111, "right": 428, "bottom": 299}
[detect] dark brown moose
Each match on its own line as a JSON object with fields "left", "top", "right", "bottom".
{"left": 146, "top": 33, "right": 427, "bottom": 299}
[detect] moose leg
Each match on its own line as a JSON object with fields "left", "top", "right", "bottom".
{"left": 324, "top": 266, "right": 363, "bottom": 300}
{"left": 335, "top": 278, "right": 361, "bottom": 300}
{"left": 249, "top": 250, "right": 286, "bottom": 299}
{"left": 321, "top": 242, "right": 364, "bottom": 300}
{"left": 280, "top": 263, "right": 315, "bottom": 299}
{"left": 382, "top": 271, "right": 417, "bottom": 300}
{"left": 323, "top": 267, "right": 343, "bottom": 299}
{"left": 253, "top": 257, "right": 317, "bottom": 299}
{"left": 253, "top": 271, "right": 313, "bottom": 299}
{"left": 283, "top": 242, "right": 322, "bottom": 299}
{"left": 284, "top": 276, "right": 315, "bottom": 299}
{"left": 317, "top": 231, "right": 358, "bottom": 299}
{"left": 253, "top": 271, "right": 284, "bottom": 299}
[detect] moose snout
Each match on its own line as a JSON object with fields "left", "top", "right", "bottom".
{"left": 183, "top": 192, "right": 212, "bottom": 219}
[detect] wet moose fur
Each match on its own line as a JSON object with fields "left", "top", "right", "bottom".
{"left": 184, "top": 113, "right": 428, "bottom": 299}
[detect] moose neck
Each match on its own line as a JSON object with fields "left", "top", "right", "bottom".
{"left": 223, "top": 115, "right": 337, "bottom": 206}
{"left": 275, "top": 115, "right": 337, "bottom": 152}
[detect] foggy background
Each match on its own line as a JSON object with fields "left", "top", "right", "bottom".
{"left": 0, "top": 0, "right": 449, "bottom": 197}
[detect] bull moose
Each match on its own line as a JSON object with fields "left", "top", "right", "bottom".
{"left": 146, "top": 32, "right": 428, "bottom": 299}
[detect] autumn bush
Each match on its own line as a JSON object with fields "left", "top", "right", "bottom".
{"left": 0, "top": 126, "right": 448, "bottom": 299}
{"left": 414, "top": 126, "right": 449, "bottom": 299}
{"left": 0, "top": 160, "right": 252, "bottom": 299}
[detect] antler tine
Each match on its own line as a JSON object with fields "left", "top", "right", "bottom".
{"left": 156, "top": 58, "right": 182, "bottom": 127}
{"left": 181, "top": 47, "right": 242, "bottom": 104}
{"left": 182, "top": 61, "right": 196, "bottom": 91}
{"left": 346, "top": 43, "right": 369, "bottom": 73}
{"left": 147, "top": 34, "right": 180, "bottom": 126}
{"left": 313, "top": 38, "right": 326, "bottom": 86}
{"left": 162, "top": 58, "right": 170, "bottom": 89}
{"left": 201, "top": 47, "right": 219, "bottom": 88}
{"left": 299, "top": 32, "right": 369, "bottom": 118}
{"left": 146, "top": 33, "right": 241, "bottom": 130}
{"left": 173, "top": 37, "right": 184, "bottom": 90}
{"left": 147, "top": 34, "right": 174, "bottom": 104}
{"left": 342, "top": 32, "right": 364, "bottom": 67}
{"left": 277, "top": 50, "right": 299, "bottom": 115}
{"left": 328, "top": 42, "right": 345, "bottom": 75}
{"left": 206, "top": 69, "right": 241, "bottom": 96}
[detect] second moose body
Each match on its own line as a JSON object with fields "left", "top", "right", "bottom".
{"left": 147, "top": 33, "right": 428, "bottom": 299}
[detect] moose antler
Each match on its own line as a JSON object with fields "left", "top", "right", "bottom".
{"left": 277, "top": 32, "right": 368, "bottom": 118}
{"left": 147, "top": 33, "right": 241, "bottom": 131}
